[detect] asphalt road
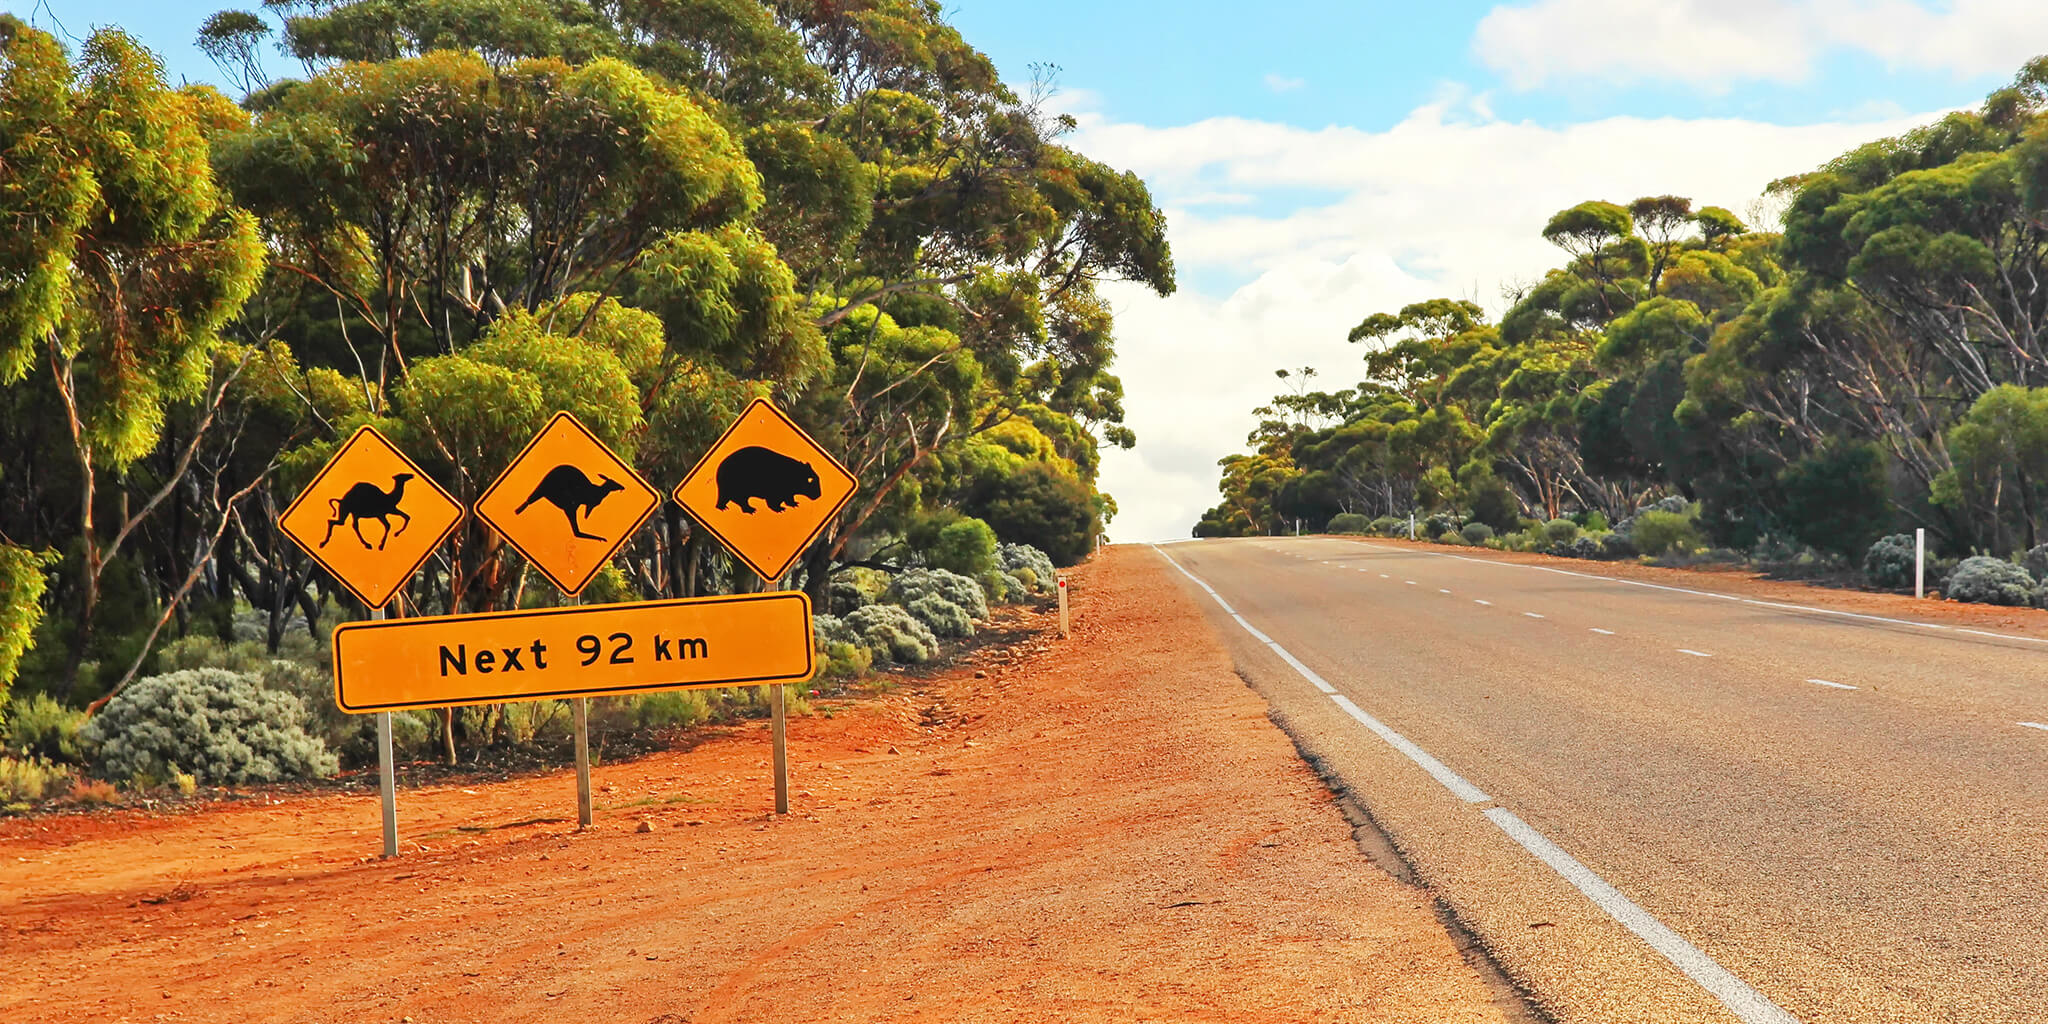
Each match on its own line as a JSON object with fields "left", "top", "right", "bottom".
{"left": 1154, "top": 537, "right": 2048, "bottom": 1024}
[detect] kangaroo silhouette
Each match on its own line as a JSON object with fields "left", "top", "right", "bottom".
{"left": 515, "top": 464, "right": 624, "bottom": 541}
{"left": 321, "top": 474, "right": 413, "bottom": 550}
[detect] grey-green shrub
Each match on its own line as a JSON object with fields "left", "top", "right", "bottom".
{"left": 1601, "top": 532, "right": 1637, "bottom": 559}
{"left": 890, "top": 568, "right": 988, "bottom": 620}
{"left": 1544, "top": 518, "right": 1579, "bottom": 544}
{"left": 80, "top": 668, "right": 338, "bottom": 786}
{"left": 1630, "top": 510, "right": 1701, "bottom": 556}
{"left": 999, "top": 543, "right": 1056, "bottom": 592}
{"left": 828, "top": 567, "right": 891, "bottom": 615}
{"left": 1562, "top": 534, "right": 1605, "bottom": 560}
{"left": 1945, "top": 556, "right": 2036, "bottom": 606}
{"left": 843, "top": 605, "right": 940, "bottom": 664}
{"left": 2022, "top": 544, "right": 2048, "bottom": 583}
{"left": 1327, "top": 513, "right": 1372, "bottom": 534}
{"left": 1863, "top": 534, "right": 1917, "bottom": 589}
{"left": 1369, "top": 516, "right": 1401, "bottom": 536}
{"left": 1422, "top": 513, "right": 1455, "bottom": 539}
{"left": 1460, "top": 522, "right": 1495, "bottom": 544}
{"left": 907, "top": 595, "right": 974, "bottom": 638}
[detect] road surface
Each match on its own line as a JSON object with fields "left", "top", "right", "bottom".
{"left": 1156, "top": 536, "right": 2048, "bottom": 1024}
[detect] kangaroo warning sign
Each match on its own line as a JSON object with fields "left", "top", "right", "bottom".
{"left": 672, "top": 398, "right": 858, "bottom": 582}
{"left": 279, "top": 425, "right": 464, "bottom": 609}
{"left": 331, "top": 592, "right": 815, "bottom": 712}
{"left": 475, "top": 412, "right": 660, "bottom": 596}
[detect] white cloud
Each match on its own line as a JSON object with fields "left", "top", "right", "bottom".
{"left": 1473, "top": 0, "right": 2048, "bottom": 91}
{"left": 1263, "top": 73, "right": 1306, "bottom": 93}
{"left": 1068, "top": 99, "right": 1949, "bottom": 543}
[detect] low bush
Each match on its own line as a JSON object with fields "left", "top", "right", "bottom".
{"left": 1422, "top": 513, "right": 1456, "bottom": 540}
{"left": 842, "top": 605, "right": 940, "bottom": 665}
{"left": 0, "top": 755, "right": 75, "bottom": 806}
{"left": 1631, "top": 510, "right": 1701, "bottom": 556}
{"left": 829, "top": 567, "right": 891, "bottom": 615}
{"left": 3, "top": 693, "right": 85, "bottom": 763}
{"left": 821, "top": 641, "right": 873, "bottom": 680}
{"left": 1460, "top": 522, "right": 1495, "bottom": 545}
{"left": 2023, "top": 544, "right": 2048, "bottom": 583}
{"left": 1327, "top": 513, "right": 1372, "bottom": 534}
{"left": 1577, "top": 510, "right": 1610, "bottom": 532}
{"left": 890, "top": 568, "right": 988, "bottom": 621}
{"left": 907, "top": 595, "right": 975, "bottom": 638}
{"left": 78, "top": 668, "right": 339, "bottom": 786}
{"left": 1560, "top": 534, "right": 1606, "bottom": 560}
{"left": 1369, "top": 516, "right": 1402, "bottom": 536}
{"left": 1863, "top": 534, "right": 1917, "bottom": 589}
{"left": 1945, "top": 556, "right": 2036, "bottom": 606}
{"left": 929, "top": 516, "right": 1000, "bottom": 578}
{"left": 1601, "top": 532, "right": 1638, "bottom": 559}
{"left": 998, "top": 543, "right": 1057, "bottom": 592}
{"left": 1544, "top": 518, "right": 1579, "bottom": 544}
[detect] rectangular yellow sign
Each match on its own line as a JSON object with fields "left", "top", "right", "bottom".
{"left": 332, "top": 593, "right": 814, "bottom": 713}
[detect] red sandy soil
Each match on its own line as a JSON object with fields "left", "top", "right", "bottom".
{"left": 0, "top": 546, "right": 1517, "bottom": 1024}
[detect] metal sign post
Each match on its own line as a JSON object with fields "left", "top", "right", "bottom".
{"left": 771, "top": 683, "right": 789, "bottom": 815}
{"left": 572, "top": 697, "right": 593, "bottom": 828}
{"left": 374, "top": 602, "right": 398, "bottom": 858}
{"left": 1057, "top": 575, "right": 1070, "bottom": 638}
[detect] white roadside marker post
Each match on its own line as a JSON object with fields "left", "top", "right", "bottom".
{"left": 1915, "top": 527, "right": 1926, "bottom": 599}
{"left": 1057, "top": 574, "right": 1070, "bottom": 638}
{"left": 1408, "top": 511, "right": 1416, "bottom": 540}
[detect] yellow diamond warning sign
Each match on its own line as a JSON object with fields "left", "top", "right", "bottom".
{"left": 278, "top": 426, "right": 463, "bottom": 609}
{"left": 673, "top": 398, "right": 857, "bottom": 582}
{"left": 474, "top": 412, "right": 659, "bottom": 596}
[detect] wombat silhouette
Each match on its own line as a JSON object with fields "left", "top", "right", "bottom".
{"left": 716, "top": 446, "right": 821, "bottom": 514}
{"left": 516, "top": 464, "right": 624, "bottom": 541}
{"left": 321, "top": 474, "right": 412, "bottom": 550}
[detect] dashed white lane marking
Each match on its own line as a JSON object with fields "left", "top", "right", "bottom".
{"left": 1475, "top": 599, "right": 1492, "bottom": 606}
{"left": 1678, "top": 649, "right": 1712, "bottom": 658}
{"left": 1524, "top": 612, "right": 1546, "bottom": 619}
{"left": 1153, "top": 545, "right": 1800, "bottom": 1024}
{"left": 1807, "top": 679, "right": 1857, "bottom": 690}
{"left": 1484, "top": 809, "right": 1801, "bottom": 1024}
{"left": 1589, "top": 628, "right": 1616, "bottom": 635}
{"left": 1379, "top": 573, "right": 1390, "bottom": 579}
{"left": 1405, "top": 580, "right": 1419, "bottom": 585}
{"left": 1352, "top": 540, "right": 2048, "bottom": 648}
{"left": 1439, "top": 588, "right": 1453, "bottom": 594}
{"left": 2020, "top": 722, "right": 2048, "bottom": 732}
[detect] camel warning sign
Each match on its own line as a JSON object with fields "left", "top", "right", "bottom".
{"left": 673, "top": 398, "right": 857, "bottom": 582}
{"left": 278, "top": 425, "right": 463, "bottom": 609}
{"left": 331, "top": 592, "right": 814, "bottom": 713}
{"left": 475, "top": 412, "right": 659, "bottom": 596}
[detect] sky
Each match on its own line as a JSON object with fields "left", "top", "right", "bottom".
{"left": 40, "top": 0, "right": 2048, "bottom": 541}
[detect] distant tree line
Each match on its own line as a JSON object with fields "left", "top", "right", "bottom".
{"left": 1198, "top": 56, "right": 2048, "bottom": 565}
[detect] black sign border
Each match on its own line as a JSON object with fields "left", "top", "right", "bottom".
{"left": 671, "top": 397, "right": 860, "bottom": 583}
{"left": 331, "top": 591, "right": 815, "bottom": 712}
{"left": 473, "top": 410, "right": 661, "bottom": 597}
{"left": 278, "top": 424, "right": 464, "bottom": 610}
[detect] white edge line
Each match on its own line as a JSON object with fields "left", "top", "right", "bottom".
{"left": 1151, "top": 546, "right": 1487, "bottom": 803}
{"left": 1475, "top": 600, "right": 1492, "bottom": 606}
{"left": 2019, "top": 721, "right": 2048, "bottom": 732}
{"left": 1589, "top": 628, "right": 1616, "bottom": 635}
{"left": 1523, "top": 612, "right": 1545, "bottom": 619}
{"left": 1806, "top": 679, "right": 1857, "bottom": 690}
{"left": 1484, "top": 809, "right": 1800, "bottom": 1024}
{"left": 1155, "top": 544, "right": 1797, "bottom": 1024}
{"left": 1352, "top": 541, "right": 2048, "bottom": 647}
{"left": 1678, "top": 649, "right": 1712, "bottom": 658}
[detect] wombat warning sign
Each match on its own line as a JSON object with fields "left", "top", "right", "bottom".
{"left": 674, "top": 398, "right": 857, "bottom": 582}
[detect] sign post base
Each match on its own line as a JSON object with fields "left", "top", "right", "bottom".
{"left": 772, "top": 684, "right": 789, "bottom": 815}
{"left": 376, "top": 710, "right": 398, "bottom": 858}
{"left": 573, "top": 697, "right": 593, "bottom": 829}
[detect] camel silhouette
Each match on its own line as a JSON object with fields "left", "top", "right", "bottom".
{"left": 515, "top": 464, "right": 624, "bottom": 541}
{"left": 321, "top": 474, "right": 413, "bottom": 550}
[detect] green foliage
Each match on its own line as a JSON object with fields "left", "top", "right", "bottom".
{"left": 1369, "top": 516, "right": 1403, "bottom": 536}
{"left": 1460, "top": 522, "right": 1495, "bottom": 544}
{"left": 926, "top": 517, "right": 999, "bottom": 578}
{"left": 906, "top": 595, "right": 974, "bottom": 639}
{"left": 0, "top": 754, "right": 74, "bottom": 806}
{"left": 79, "top": 667, "right": 338, "bottom": 785}
{"left": 820, "top": 641, "right": 873, "bottom": 680}
{"left": 3, "top": 692, "right": 85, "bottom": 763}
{"left": 1327, "top": 513, "right": 1372, "bottom": 534}
{"left": 998, "top": 543, "right": 1056, "bottom": 594}
{"left": 1543, "top": 518, "right": 1580, "bottom": 544}
{"left": 968, "top": 462, "right": 1098, "bottom": 565}
{"left": 0, "top": 545, "right": 56, "bottom": 704}
{"left": 1945, "top": 556, "right": 2036, "bottom": 606}
{"left": 1863, "top": 534, "right": 1919, "bottom": 589}
{"left": 1631, "top": 509, "right": 1702, "bottom": 557}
